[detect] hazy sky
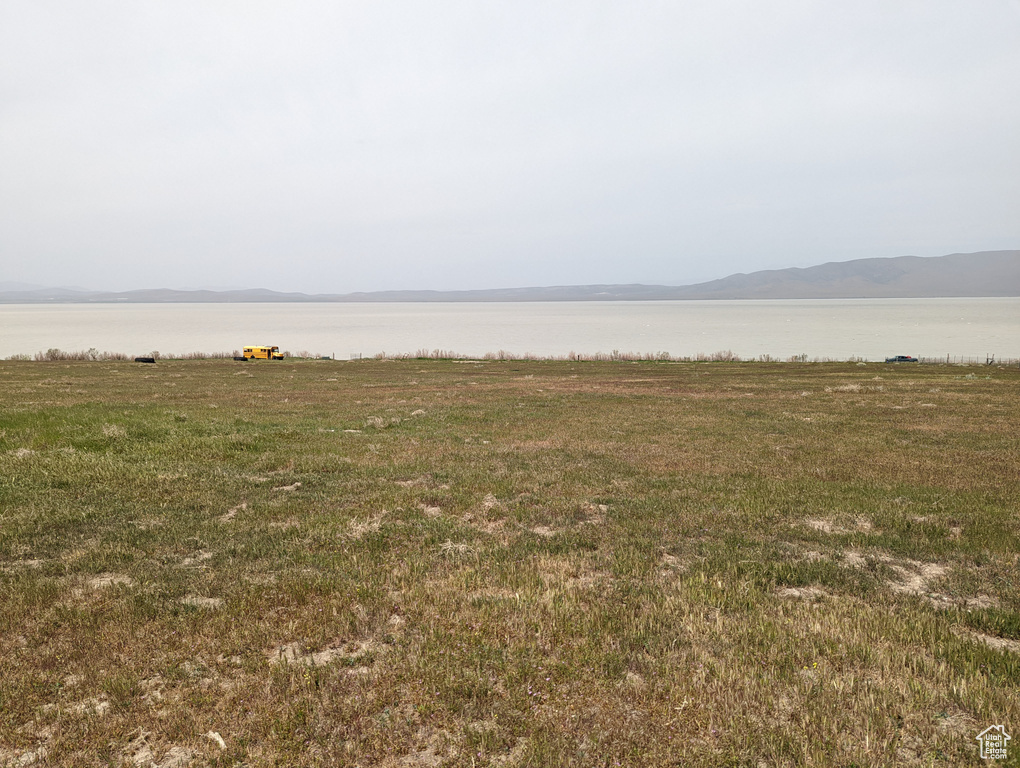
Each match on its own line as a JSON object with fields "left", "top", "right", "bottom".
{"left": 2, "top": 1, "right": 1019, "bottom": 293}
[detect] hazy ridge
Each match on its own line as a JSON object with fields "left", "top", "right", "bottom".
{"left": 3, "top": 250, "right": 1017, "bottom": 303}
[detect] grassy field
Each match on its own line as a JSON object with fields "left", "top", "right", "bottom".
{"left": 0, "top": 358, "right": 1017, "bottom": 767}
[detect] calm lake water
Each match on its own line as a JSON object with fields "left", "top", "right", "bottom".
{"left": 1, "top": 298, "right": 1018, "bottom": 361}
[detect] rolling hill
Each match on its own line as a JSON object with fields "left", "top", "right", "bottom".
{"left": 1, "top": 250, "right": 1016, "bottom": 302}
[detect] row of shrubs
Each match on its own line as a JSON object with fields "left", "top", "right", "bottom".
{"left": 375, "top": 349, "right": 796, "bottom": 362}
{"left": 6, "top": 348, "right": 773, "bottom": 363}
{"left": 8, "top": 348, "right": 1013, "bottom": 365}
{"left": 5, "top": 348, "right": 240, "bottom": 362}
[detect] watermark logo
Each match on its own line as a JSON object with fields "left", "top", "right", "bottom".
{"left": 976, "top": 725, "right": 1010, "bottom": 760}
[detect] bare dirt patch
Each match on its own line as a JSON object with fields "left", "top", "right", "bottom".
{"left": 464, "top": 494, "right": 508, "bottom": 535}
{"left": 180, "top": 596, "right": 224, "bottom": 610}
{"left": 951, "top": 627, "right": 1020, "bottom": 655}
{"left": 490, "top": 737, "right": 529, "bottom": 767}
{"left": 468, "top": 587, "right": 520, "bottom": 602}
{"left": 0, "top": 745, "right": 49, "bottom": 766}
{"left": 139, "top": 676, "right": 165, "bottom": 705}
{"left": 837, "top": 550, "right": 997, "bottom": 610}
{"left": 962, "top": 594, "right": 999, "bottom": 609}
{"left": 935, "top": 708, "right": 977, "bottom": 735}
{"left": 87, "top": 573, "right": 134, "bottom": 589}
{"left": 836, "top": 550, "right": 953, "bottom": 604}
{"left": 803, "top": 517, "right": 873, "bottom": 535}
{"left": 385, "top": 728, "right": 455, "bottom": 768}
{"left": 43, "top": 697, "right": 111, "bottom": 717}
{"left": 840, "top": 550, "right": 868, "bottom": 569}
{"left": 120, "top": 730, "right": 193, "bottom": 767}
{"left": 777, "top": 586, "right": 829, "bottom": 601}
{"left": 624, "top": 671, "right": 646, "bottom": 689}
{"left": 660, "top": 552, "right": 682, "bottom": 568}
{"left": 803, "top": 518, "right": 834, "bottom": 532}
{"left": 472, "top": 518, "right": 507, "bottom": 535}
{"left": 205, "top": 731, "right": 226, "bottom": 751}
{"left": 825, "top": 383, "right": 863, "bottom": 392}
{"left": 0, "top": 559, "right": 44, "bottom": 573}
{"left": 885, "top": 561, "right": 949, "bottom": 598}
{"left": 180, "top": 550, "right": 213, "bottom": 567}
{"left": 266, "top": 639, "right": 386, "bottom": 667}
{"left": 219, "top": 502, "right": 245, "bottom": 522}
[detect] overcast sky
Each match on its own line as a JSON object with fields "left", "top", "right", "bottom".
{"left": 2, "top": 1, "right": 1018, "bottom": 293}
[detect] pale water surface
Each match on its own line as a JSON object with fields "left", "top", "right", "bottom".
{"left": 0, "top": 298, "right": 1017, "bottom": 360}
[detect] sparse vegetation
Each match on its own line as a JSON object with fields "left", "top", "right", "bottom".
{"left": 30, "top": 347, "right": 130, "bottom": 362}
{"left": 0, "top": 358, "right": 1017, "bottom": 766}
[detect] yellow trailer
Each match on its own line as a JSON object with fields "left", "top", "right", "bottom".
{"left": 242, "top": 345, "right": 284, "bottom": 360}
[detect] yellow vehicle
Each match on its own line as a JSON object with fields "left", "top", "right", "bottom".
{"left": 242, "top": 345, "right": 284, "bottom": 360}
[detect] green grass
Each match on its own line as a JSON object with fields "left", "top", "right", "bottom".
{"left": 0, "top": 358, "right": 1018, "bottom": 766}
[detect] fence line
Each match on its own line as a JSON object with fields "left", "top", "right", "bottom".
{"left": 919, "top": 355, "right": 1020, "bottom": 366}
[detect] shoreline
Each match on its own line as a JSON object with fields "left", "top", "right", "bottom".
{"left": 5, "top": 348, "right": 1017, "bottom": 366}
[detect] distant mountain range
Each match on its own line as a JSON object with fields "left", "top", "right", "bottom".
{"left": 2, "top": 250, "right": 1017, "bottom": 303}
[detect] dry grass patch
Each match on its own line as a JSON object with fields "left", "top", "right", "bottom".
{"left": 802, "top": 516, "right": 874, "bottom": 535}
{"left": 777, "top": 585, "right": 830, "bottom": 601}
{"left": 266, "top": 639, "right": 387, "bottom": 668}
{"left": 343, "top": 512, "right": 386, "bottom": 539}
{"left": 885, "top": 559, "right": 950, "bottom": 598}
{"left": 536, "top": 555, "right": 612, "bottom": 597}
{"left": 86, "top": 573, "right": 134, "bottom": 589}
{"left": 179, "top": 550, "right": 213, "bottom": 567}
{"left": 840, "top": 549, "right": 868, "bottom": 568}
{"left": 438, "top": 540, "right": 472, "bottom": 556}
{"left": 951, "top": 627, "right": 1020, "bottom": 655}
{"left": 0, "top": 558, "right": 44, "bottom": 572}
{"left": 419, "top": 503, "right": 443, "bottom": 518}
{"left": 120, "top": 731, "right": 193, "bottom": 768}
{"left": 1, "top": 359, "right": 1017, "bottom": 766}
{"left": 219, "top": 501, "right": 245, "bottom": 522}
{"left": 179, "top": 595, "right": 224, "bottom": 610}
